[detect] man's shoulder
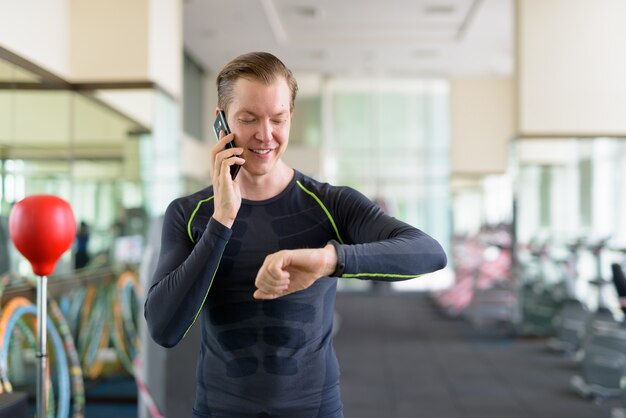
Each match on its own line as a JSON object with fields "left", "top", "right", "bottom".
{"left": 295, "top": 172, "right": 361, "bottom": 201}
{"left": 295, "top": 171, "right": 342, "bottom": 194}
{"left": 167, "top": 185, "right": 215, "bottom": 213}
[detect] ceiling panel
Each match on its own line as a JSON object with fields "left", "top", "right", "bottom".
{"left": 183, "top": 0, "right": 513, "bottom": 77}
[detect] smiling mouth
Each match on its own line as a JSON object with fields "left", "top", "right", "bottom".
{"left": 251, "top": 149, "right": 272, "bottom": 155}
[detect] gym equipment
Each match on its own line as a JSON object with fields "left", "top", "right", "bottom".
{"left": 0, "top": 300, "right": 71, "bottom": 418}
{"left": 519, "top": 241, "right": 569, "bottom": 337}
{"left": 550, "top": 241, "right": 616, "bottom": 357}
{"left": 0, "top": 217, "right": 10, "bottom": 275}
{"left": 570, "top": 253, "right": 623, "bottom": 400}
{"left": 570, "top": 319, "right": 626, "bottom": 401}
{"left": 9, "top": 195, "right": 76, "bottom": 277}
{"left": 547, "top": 241, "right": 591, "bottom": 353}
{"left": 8, "top": 195, "right": 76, "bottom": 418}
{"left": 464, "top": 241, "right": 518, "bottom": 333}
{"left": 432, "top": 225, "right": 516, "bottom": 327}
{"left": 549, "top": 298, "right": 590, "bottom": 355}
{"left": 612, "top": 262, "right": 626, "bottom": 314}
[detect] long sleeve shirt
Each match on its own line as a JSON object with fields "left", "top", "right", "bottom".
{"left": 144, "top": 170, "right": 447, "bottom": 418}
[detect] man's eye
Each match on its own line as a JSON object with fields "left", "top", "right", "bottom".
{"left": 239, "top": 119, "right": 255, "bottom": 124}
{"left": 272, "top": 119, "right": 285, "bottom": 125}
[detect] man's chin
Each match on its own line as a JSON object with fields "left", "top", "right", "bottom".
{"left": 240, "top": 164, "right": 273, "bottom": 178}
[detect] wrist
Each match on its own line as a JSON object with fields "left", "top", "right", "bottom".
{"left": 321, "top": 244, "right": 338, "bottom": 276}
{"left": 212, "top": 213, "right": 234, "bottom": 229}
{"left": 325, "top": 240, "right": 345, "bottom": 277}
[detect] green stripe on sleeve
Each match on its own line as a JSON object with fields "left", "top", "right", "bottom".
{"left": 342, "top": 273, "right": 425, "bottom": 279}
{"left": 183, "top": 194, "right": 219, "bottom": 336}
{"left": 181, "top": 247, "right": 224, "bottom": 339}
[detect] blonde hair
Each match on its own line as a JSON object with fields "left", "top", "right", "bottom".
{"left": 216, "top": 52, "right": 298, "bottom": 113}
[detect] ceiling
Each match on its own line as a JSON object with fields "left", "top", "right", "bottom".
{"left": 183, "top": 0, "right": 514, "bottom": 78}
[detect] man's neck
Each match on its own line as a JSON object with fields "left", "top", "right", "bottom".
{"left": 238, "top": 163, "right": 294, "bottom": 201}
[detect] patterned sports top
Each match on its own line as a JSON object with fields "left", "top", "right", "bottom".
{"left": 144, "top": 170, "right": 447, "bottom": 418}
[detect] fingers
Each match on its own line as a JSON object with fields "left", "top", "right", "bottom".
{"left": 216, "top": 130, "right": 234, "bottom": 147}
{"left": 254, "top": 252, "right": 290, "bottom": 299}
{"left": 255, "top": 265, "right": 290, "bottom": 293}
{"left": 211, "top": 133, "right": 244, "bottom": 227}
{"left": 253, "top": 289, "right": 284, "bottom": 300}
{"left": 212, "top": 146, "right": 244, "bottom": 182}
{"left": 211, "top": 131, "right": 243, "bottom": 157}
{"left": 218, "top": 155, "right": 245, "bottom": 181}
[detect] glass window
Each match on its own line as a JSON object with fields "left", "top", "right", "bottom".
{"left": 323, "top": 79, "right": 451, "bottom": 291}
{"left": 0, "top": 54, "right": 150, "bottom": 279}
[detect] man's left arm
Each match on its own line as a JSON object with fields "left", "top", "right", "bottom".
{"left": 253, "top": 185, "right": 447, "bottom": 299}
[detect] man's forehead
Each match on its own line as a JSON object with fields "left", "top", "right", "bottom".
{"left": 230, "top": 78, "right": 291, "bottom": 113}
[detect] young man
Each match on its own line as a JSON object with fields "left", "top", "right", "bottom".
{"left": 144, "top": 51, "right": 447, "bottom": 418}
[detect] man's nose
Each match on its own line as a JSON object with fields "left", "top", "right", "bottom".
{"left": 255, "top": 120, "right": 272, "bottom": 142}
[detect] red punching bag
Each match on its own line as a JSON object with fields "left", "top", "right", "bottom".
{"left": 9, "top": 194, "right": 76, "bottom": 276}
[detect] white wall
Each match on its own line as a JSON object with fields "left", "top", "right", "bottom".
{"left": 518, "top": 0, "right": 626, "bottom": 135}
{"left": 95, "top": 90, "right": 155, "bottom": 129}
{"left": 180, "top": 133, "right": 211, "bottom": 180}
{"left": 0, "top": 0, "right": 70, "bottom": 77}
{"left": 148, "top": 0, "right": 182, "bottom": 99}
{"left": 451, "top": 77, "right": 514, "bottom": 175}
{"left": 0, "top": 0, "right": 181, "bottom": 101}
{"left": 69, "top": 0, "right": 149, "bottom": 82}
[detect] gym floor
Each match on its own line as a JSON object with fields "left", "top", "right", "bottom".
{"left": 26, "top": 291, "right": 619, "bottom": 417}
{"left": 334, "top": 291, "right": 620, "bottom": 418}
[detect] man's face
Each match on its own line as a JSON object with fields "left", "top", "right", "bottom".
{"left": 226, "top": 77, "right": 292, "bottom": 178}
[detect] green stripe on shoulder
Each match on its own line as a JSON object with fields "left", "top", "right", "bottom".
{"left": 187, "top": 195, "right": 215, "bottom": 243}
{"left": 296, "top": 180, "right": 344, "bottom": 244}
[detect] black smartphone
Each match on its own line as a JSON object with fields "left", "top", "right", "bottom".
{"left": 213, "top": 110, "right": 240, "bottom": 180}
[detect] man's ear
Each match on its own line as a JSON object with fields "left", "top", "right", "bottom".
{"left": 215, "top": 107, "right": 221, "bottom": 116}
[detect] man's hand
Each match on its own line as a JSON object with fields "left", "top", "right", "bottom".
{"left": 253, "top": 244, "right": 338, "bottom": 300}
{"left": 210, "top": 133, "right": 244, "bottom": 228}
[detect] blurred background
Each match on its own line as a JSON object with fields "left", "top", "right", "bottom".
{"left": 1, "top": 0, "right": 626, "bottom": 417}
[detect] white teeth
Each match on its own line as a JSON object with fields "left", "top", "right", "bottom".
{"left": 252, "top": 149, "right": 271, "bottom": 155}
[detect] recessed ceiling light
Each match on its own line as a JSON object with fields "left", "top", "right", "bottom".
{"left": 291, "top": 5, "right": 322, "bottom": 18}
{"left": 363, "top": 50, "right": 376, "bottom": 61}
{"left": 413, "top": 49, "right": 438, "bottom": 58}
{"left": 310, "top": 50, "right": 326, "bottom": 60}
{"left": 424, "top": 4, "right": 455, "bottom": 14}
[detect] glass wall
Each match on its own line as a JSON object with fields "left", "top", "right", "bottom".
{"left": 0, "top": 55, "right": 149, "bottom": 281}
{"left": 514, "top": 138, "right": 626, "bottom": 309}
{"left": 451, "top": 174, "right": 513, "bottom": 237}
{"left": 515, "top": 138, "right": 626, "bottom": 245}
{"left": 322, "top": 78, "right": 451, "bottom": 291}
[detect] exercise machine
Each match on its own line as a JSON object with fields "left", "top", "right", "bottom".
{"left": 519, "top": 240, "right": 570, "bottom": 337}
{"left": 549, "top": 240, "right": 614, "bottom": 357}
{"left": 571, "top": 249, "right": 624, "bottom": 400}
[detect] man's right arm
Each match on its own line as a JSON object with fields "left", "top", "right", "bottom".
{"left": 143, "top": 199, "right": 231, "bottom": 347}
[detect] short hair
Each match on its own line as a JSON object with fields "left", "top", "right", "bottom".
{"left": 216, "top": 51, "right": 298, "bottom": 113}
